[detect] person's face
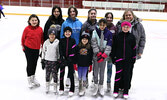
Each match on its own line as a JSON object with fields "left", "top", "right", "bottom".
{"left": 64, "top": 30, "right": 72, "bottom": 38}
{"left": 106, "top": 14, "right": 113, "bottom": 24}
{"left": 88, "top": 10, "right": 96, "bottom": 20}
{"left": 53, "top": 8, "right": 60, "bottom": 18}
{"left": 70, "top": 8, "right": 76, "bottom": 18}
{"left": 29, "top": 17, "right": 38, "bottom": 27}
{"left": 82, "top": 38, "right": 88, "bottom": 45}
{"left": 49, "top": 33, "right": 56, "bottom": 42}
{"left": 99, "top": 22, "right": 107, "bottom": 31}
{"left": 122, "top": 25, "right": 130, "bottom": 33}
{"left": 125, "top": 11, "right": 133, "bottom": 21}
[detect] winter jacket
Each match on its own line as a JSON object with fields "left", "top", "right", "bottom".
{"left": 116, "top": 18, "right": 145, "bottom": 54}
{"left": 59, "top": 37, "right": 76, "bottom": 64}
{"left": 91, "top": 27, "right": 112, "bottom": 60}
{"left": 60, "top": 17, "right": 82, "bottom": 45}
{"left": 44, "top": 17, "right": 64, "bottom": 41}
{"left": 107, "top": 23, "right": 117, "bottom": 35}
{"left": 112, "top": 31, "right": 136, "bottom": 64}
{"left": 0, "top": 5, "right": 4, "bottom": 10}
{"left": 81, "top": 19, "right": 97, "bottom": 39}
{"left": 21, "top": 25, "right": 43, "bottom": 50}
{"left": 42, "top": 39, "right": 59, "bottom": 61}
{"left": 75, "top": 45, "right": 93, "bottom": 67}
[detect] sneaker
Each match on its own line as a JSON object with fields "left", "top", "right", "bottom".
{"left": 113, "top": 92, "right": 118, "bottom": 98}
{"left": 123, "top": 94, "right": 129, "bottom": 99}
{"left": 69, "top": 91, "right": 74, "bottom": 97}
{"left": 59, "top": 90, "right": 64, "bottom": 95}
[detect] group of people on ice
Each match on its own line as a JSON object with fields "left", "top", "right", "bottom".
{"left": 21, "top": 5, "right": 146, "bottom": 99}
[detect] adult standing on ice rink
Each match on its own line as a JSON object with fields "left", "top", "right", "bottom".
{"left": 116, "top": 9, "right": 146, "bottom": 91}
{"left": 43, "top": 5, "right": 64, "bottom": 41}
{"left": 21, "top": 14, "right": 43, "bottom": 89}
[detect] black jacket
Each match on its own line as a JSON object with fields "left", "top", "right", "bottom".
{"left": 44, "top": 18, "right": 64, "bottom": 41}
{"left": 112, "top": 31, "right": 136, "bottom": 64}
{"left": 75, "top": 45, "right": 93, "bottom": 67}
{"left": 59, "top": 37, "right": 76, "bottom": 64}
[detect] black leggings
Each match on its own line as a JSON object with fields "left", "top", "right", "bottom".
{"left": 45, "top": 61, "right": 58, "bottom": 83}
{"left": 0, "top": 10, "right": 5, "bottom": 18}
{"left": 59, "top": 63, "right": 75, "bottom": 92}
{"left": 24, "top": 46, "right": 39, "bottom": 77}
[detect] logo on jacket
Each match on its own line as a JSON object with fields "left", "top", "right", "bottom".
{"left": 80, "top": 48, "right": 88, "bottom": 55}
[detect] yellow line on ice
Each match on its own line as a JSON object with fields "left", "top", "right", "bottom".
{"left": 5, "top": 13, "right": 167, "bottom": 22}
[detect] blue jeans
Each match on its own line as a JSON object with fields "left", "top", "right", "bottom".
{"left": 107, "top": 62, "right": 113, "bottom": 83}
{"left": 78, "top": 66, "right": 88, "bottom": 81}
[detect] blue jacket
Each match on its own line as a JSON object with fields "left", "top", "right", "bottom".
{"left": 60, "top": 17, "right": 82, "bottom": 45}
{"left": 0, "top": 5, "right": 4, "bottom": 10}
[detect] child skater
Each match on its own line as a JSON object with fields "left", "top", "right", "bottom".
{"left": 73, "top": 31, "right": 93, "bottom": 96}
{"left": 21, "top": 14, "right": 43, "bottom": 89}
{"left": 0, "top": 3, "right": 6, "bottom": 20}
{"left": 112, "top": 21, "right": 136, "bottom": 99}
{"left": 41, "top": 25, "right": 59, "bottom": 94}
{"left": 59, "top": 26, "right": 76, "bottom": 97}
{"left": 91, "top": 18, "right": 112, "bottom": 96}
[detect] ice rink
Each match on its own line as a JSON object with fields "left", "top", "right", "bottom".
{"left": 0, "top": 6, "right": 167, "bottom": 100}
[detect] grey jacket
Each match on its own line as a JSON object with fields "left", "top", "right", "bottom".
{"left": 81, "top": 19, "right": 97, "bottom": 38}
{"left": 116, "top": 18, "right": 146, "bottom": 54}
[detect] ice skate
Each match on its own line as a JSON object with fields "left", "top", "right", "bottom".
{"left": 113, "top": 92, "right": 118, "bottom": 98}
{"left": 85, "top": 78, "right": 89, "bottom": 88}
{"left": 99, "top": 85, "right": 104, "bottom": 96}
{"left": 92, "top": 84, "right": 98, "bottom": 96}
{"left": 27, "top": 76, "right": 33, "bottom": 89}
{"left": 90, "top": 78, "right": 94, "bottom": 89}
{"left": 65, "top": 78, "right": 70, "bottom": 88}
{"left": 59, "top": 90, "right": 64, "bottom": 95}
{"left": 46, "top": 82, "right": 50, "bottom": 94}
{"left": 31, "top": 75, "right": 40, "bottom": 87}
{"left": 79, "top": 80, "right": 85, "bottom": 96}
{"left": 53, "top": 83, "right": 58, "bottom": 94}
{"left": 123, "top": 94, "right": 129, "bottom": 99}
{"left": 78, "top": 80, "right": 82, "bottom": 93}
{"left": 74, "top": 73, "right": 79, "bottom": 87}
{"left": 106, "top": 83, "right": 111, "bottom": 92}
{"left": 69, "top": 91, "right": 74, "bottom": 97}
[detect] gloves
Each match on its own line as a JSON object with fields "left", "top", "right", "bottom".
{"left": 97, "top": 53, "right": 108, "bottom": 63}
{"left": 89, "top": 65, "right": 92, "bottom": 72}
{"left": 73, "top": 64, "right": 78, "bottom": 71}
{"left": 41, "top": 59, "right": 46, "bottom": 70}
{"left": 96, "top": 52, "right": 102, "bottom": 57}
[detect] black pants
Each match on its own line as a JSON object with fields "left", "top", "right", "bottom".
{"left": 114, "top": 61, "right": 133, "bottom": 94}
{"left": 0, "top": 10, "right": 5, "bottom": 18}
{"left": 59, "top": 63, "right": 75, "bottom": 92}
{"left": 24, "top": 46, "right": 39, "bottom": 77}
